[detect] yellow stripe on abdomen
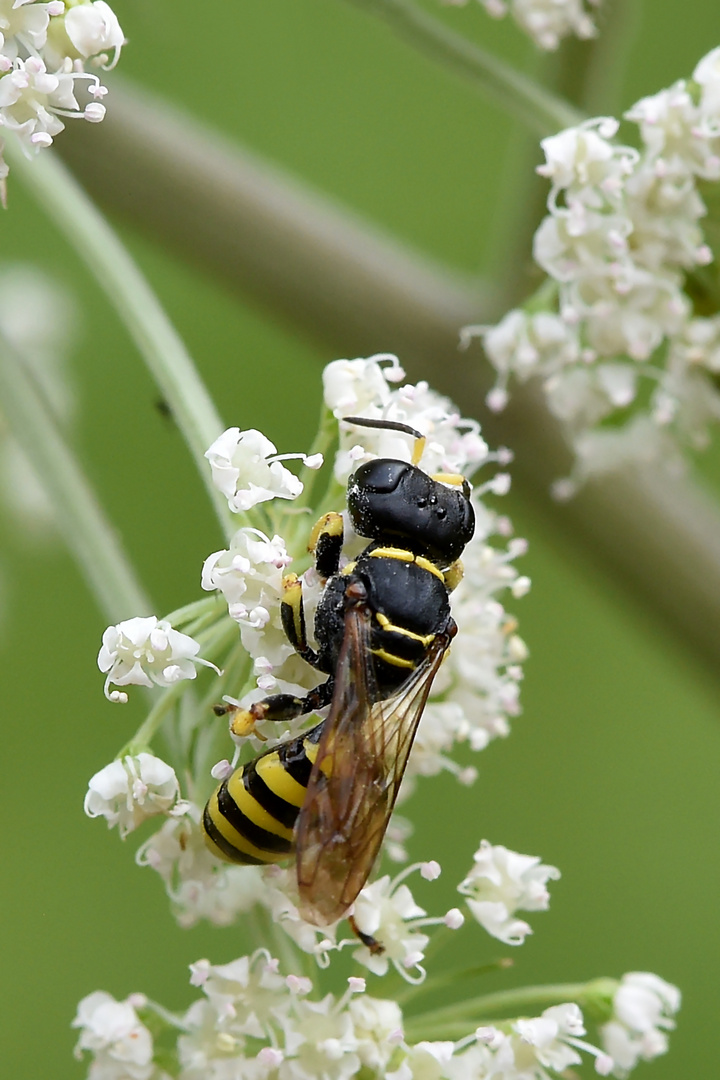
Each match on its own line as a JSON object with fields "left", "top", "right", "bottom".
{"left": 226, "top": 770, "right": 295, "bottom": 840}
{"left": 255, "top": 754, "right": 307, "bottom": 808}
{"left": 204, "top": 787, "right": 284, "bottom": 864}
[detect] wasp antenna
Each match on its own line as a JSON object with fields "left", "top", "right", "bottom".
{"left": 341, "top": 415, "right": 425, "bottom": 464}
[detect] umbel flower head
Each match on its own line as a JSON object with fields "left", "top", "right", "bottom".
{"left": 88, "top": 354, "right": 530, "bottom": 933}
{"left": 0, "top": 0, "right": 124, "bottom": 197}
{"left": 471, "top": 46, "right": 720, "bottom": 494}
{"left": 74, "top": 951, "right": 682, "bottom": 1079}
{"left": 79, "top": 355, "right": 680, "bottom": 1080}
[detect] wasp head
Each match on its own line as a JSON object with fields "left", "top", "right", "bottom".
{"left": 347, "top": 459, "right": 474, "bottom": 564}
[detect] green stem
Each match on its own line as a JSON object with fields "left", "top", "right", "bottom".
{"left": 164, "top": 595, "right": 225, "bottom": 631}
{"left": 6, "top": 138, "right": 235, "bottom": 542}
{"left": 291, "top": 403, "right": 338, "bottom": 512}
{"left": 404, "top": 978, "right": 617, "bottom": 1039}
{"left": 397, "top": 957, "right": 513, "bottom": 1008}
{"left": 343, "top": 0, "right": 584, "bottom": 135}
{"left": 0, "top": 327, "right": 151, "bottom": 622}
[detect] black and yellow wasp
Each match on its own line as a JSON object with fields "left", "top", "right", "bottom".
{"left": 202, "top": 417, "right": 475, "bottom": 928}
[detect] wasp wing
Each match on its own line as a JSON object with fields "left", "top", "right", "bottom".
{"left": 295, "top": 602, "right": 450, "bottom": 926}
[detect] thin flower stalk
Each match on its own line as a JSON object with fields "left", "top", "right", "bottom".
{"left": 5, "top": 136, "right": 235, "bottom": 540}
{"left": 343, "top": 0, "right": 584, "bottom": 135}
{"left": 0, "top": 323, "right": 150, "bottom": 621}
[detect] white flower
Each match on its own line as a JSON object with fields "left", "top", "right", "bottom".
{"left": 441, "top": 0, "right": 601, "bottom": 51}
{"left": 65, "top": 1, "right": 124, "bottom": 67}
{"left": 190, "top": 951, "right": 290, "bottom": 1039}
{"left": 447, "top": 1007, "right": 612, "bottom": 1080}
{"left": 0, "top": 0, "right": 57, "bottom": 60}
{"left": 351, "top": 874, "right": 429, "bottom": 979}
{"left": 72, "top": 991, "right": 156, "bottom": 1080}
{"left": 600, "top": 972, "right": 681, "bottom": 1078}
{"left": 84, "top": 753, "right": 182, "bottom": 837}
{"left": 281, "top": 993, "right": 361, "bottom": 1080}
{"left": 0, "top": 55, "right": 74, "bottom": 144}
{"left": 392, "top": 1040, "right": 456, "bottom": 1080}
{"left": 350, "top": 863, "right": 456, "bottom": 982}
{"left": 457, "top": 840, "right": 560, "bottom": 944}
{"left": 323, "top": 353, "right": 405, "bottom": 416}
{"left": 205, "top": 427, "right": 320, "bottom": 513}
{"left": 136, "top": 808, "right": 267, "bottom": 928}
{"left": 98, "top": 615, "right": 217, "bottom": 702}
{"left": 348, "top": 994, "right": 404, "bottom": 1074}
{"left": 325, "top": 355, "right": 491, "bottom": 483}
{"left": 262, "top": 866, "right": 341, "bottom": 967}
{"left": 509, "top": 0, "right": 599, "bottom": 50}
{"left": 201, "top": 527, "right": 295, "bottom": 667}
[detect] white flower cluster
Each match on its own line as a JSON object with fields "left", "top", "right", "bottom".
{"left": 98, "top": 615, "right": 218, "bottom": 703}
{"left": 89, "top": 357, "right": 529, "bottom": 931}
{"left": 458, "top": 839, "right": 560, "bottom": 945}
{"left": 440, "top": 0, "right": 601, "bottom": 51}
{"left": 69, "top": 953, "right": 593, "bottom": 1080}
{"left": 601, "top": 972, "right": 681, "bottom": 1079}
{"left": 84, "top": 752, "right": 185, "bottom": 838}
{"left": 204, "top": 427, "right": 322, "bottom": 514}
{"left": 0, "top": 1, "right": 124, "bottom": 194}
{"left": 194, "top": 355, "right": 529, "bottom": 770}
{"left": 74, "top": 954, "right": 681, "bottom": 1079}
{"left": 72, "top": 990, "right": 169, "bottom": 1080}
{"left": 475, "top": 48, "right": 720, "bottom": 492}
{"left": 324, "top": 354, "right": 491, "bottom": 483}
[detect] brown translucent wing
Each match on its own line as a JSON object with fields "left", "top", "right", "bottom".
{"left": 295, "top": 603, "right": 450, "bottom": 926}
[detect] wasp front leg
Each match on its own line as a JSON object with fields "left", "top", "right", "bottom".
{"left": 279, "top": 512, "right": 344, "bottom": 665}
{"left": 308, "top": 511, "right": 344, "bottom": 580}
{"left": 280, "top": 572, "right": 324, "bottom": 670}
{"left": 443, "top": 559, "right": 464, "bottom": 593}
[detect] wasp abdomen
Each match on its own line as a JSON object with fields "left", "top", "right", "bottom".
{"left": 202, "top": 725, "right": 323, "bottom": 866}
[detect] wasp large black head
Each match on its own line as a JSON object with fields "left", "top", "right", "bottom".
{"left": 347, "top": 459, "right": 475, "bottom": 564}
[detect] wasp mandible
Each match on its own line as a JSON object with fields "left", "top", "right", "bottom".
{"left": 202, "top": 417, "right": 475, "bottom": 927}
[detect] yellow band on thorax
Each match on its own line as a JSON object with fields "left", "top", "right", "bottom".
{"left": 367, "top": 547, "right": 445, "bottom": 582}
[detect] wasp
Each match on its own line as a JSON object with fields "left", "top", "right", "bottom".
{"left": 202, "top": 416, "right": 475, "bottom": 928}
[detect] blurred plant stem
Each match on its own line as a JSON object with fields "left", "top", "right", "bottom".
{"left": 405, "top": 979, "right": 608, "bottom": 1039}
{"left": 341, "top": 0, "right": 583, "bottom": 134}
{"left": 0, "top": 326, "right": 151, "bottom": 623}
{"left": 5, "top": 139, "right": 235, "bottom": 544}
{"left": 54, "top": 81, "right": 720, "bottom": 679}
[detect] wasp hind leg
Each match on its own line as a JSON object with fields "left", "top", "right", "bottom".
{"left": 348, "top": 914, "right": 385, "bottom": 955}
{"left": 218, "top": 679, "right": 335, "bottom": 738}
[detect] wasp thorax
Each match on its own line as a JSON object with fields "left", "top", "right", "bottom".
{"left": 347, "top": 459, "right": 475, "bottom": 564}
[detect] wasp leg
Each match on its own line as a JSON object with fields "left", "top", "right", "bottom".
{"left": 308, "top": 511, "right": 344, "bottom": 580}
{"left": 443, "top": 558, "right": 464, "bottom": 593}
{"left": 281, "top": 573, "right": 323, "bottom": 669}
{"left": 223, "top": 680, "right": 335, "bottom": 739}
{"left": 348, "top": 914, "right": 386, "bottom": 955}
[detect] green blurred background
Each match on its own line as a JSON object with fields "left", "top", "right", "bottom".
{"left": 2, "top": 0, "right": 720, "bottom": 1075}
